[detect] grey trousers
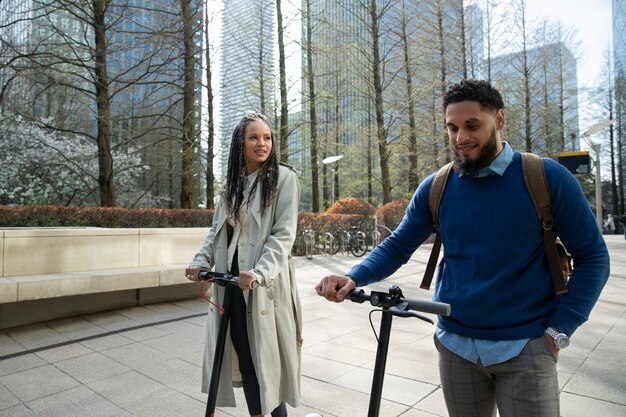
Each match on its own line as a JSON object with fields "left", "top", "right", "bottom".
{"left": 435, "top": 335, "right": 560, "bottom": 417}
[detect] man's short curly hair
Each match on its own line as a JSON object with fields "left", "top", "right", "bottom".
{"left": 442, "top": 79, "right": 504, "bottom": 112}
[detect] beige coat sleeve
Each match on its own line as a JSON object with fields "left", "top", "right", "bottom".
{"left": 189, "top": 198, "right": 226, "bottom": 269}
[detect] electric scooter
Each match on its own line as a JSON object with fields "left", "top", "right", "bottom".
{"left": 343, "top": 285, "right": 451, "bottom": 417}
{"left": 198, "top": 271, "right": 258, "bottom": 417}
{"left": 199, "top": 272, "right": 450, "bottom": 417}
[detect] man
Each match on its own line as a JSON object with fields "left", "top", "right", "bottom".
{"left": 315, "top": 80, "right": 610, "bottom": 417}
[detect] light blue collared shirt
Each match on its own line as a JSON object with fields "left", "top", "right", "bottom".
{"left": 435, "top": 142, "right": 531, "bottom": 366}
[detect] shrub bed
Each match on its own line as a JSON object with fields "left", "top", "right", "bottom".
{"left": 0, "top": 205, "right": 214, "bottom": 228}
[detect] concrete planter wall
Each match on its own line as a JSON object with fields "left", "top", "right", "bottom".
{"left": 1, "top": 227, "right": 209, "bottom": 277}
{"left": 0, "top": 227, "right": 210, "bottom": 329}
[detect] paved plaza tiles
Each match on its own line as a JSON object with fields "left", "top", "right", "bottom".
{"left": 0, "top": 235, "right": 625, "bottom": 417}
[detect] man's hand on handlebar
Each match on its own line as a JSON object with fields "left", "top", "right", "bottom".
{"left": 315, "top": 275, "right": 356, "bottom": 302}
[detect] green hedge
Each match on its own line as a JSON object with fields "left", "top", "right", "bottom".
{"left": 0, "top": 205, "right": 214, "bottom": 228}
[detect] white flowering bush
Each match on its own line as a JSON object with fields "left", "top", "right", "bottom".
{"left": 0, "top": 115, "right": 148, "bottom": 206}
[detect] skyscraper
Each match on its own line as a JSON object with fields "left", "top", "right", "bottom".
{"left": 219, "top": 0, "right": 276, "bottom": 179}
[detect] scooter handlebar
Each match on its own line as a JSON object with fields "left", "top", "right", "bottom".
{"left": 348, "top": 287, "right": 451, "bottom": 316}
{"left": 198, "top": 271, "right": 259, "bottom": 288}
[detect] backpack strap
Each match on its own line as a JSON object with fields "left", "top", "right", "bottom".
{"left": 521, "top": 153, "right": 568, "bottom": 295}
{"left": 420, "top": 162, "right": 453, "bottom": 290}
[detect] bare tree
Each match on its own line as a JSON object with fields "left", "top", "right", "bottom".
{"left": 179, "top": 0, "right": 197, "bottom": 209}
{"left": 303, "top": 0, "right": 320, "bottom": 212}
{"left": 367, "top": 0, "right": 392, "bottom": 204}
{"left": 399, "top": 0, "right": 419, "bottom": 191}
{"left": 517, "top": 0, "right": 533, "bottom": 152}
{"left": 203, "top": 2, "right": 216, "bottom": 209}
{"left": 435, "top": 0, "right": 451, "bottom": 161}
{"left": 276, "top": 0, "right": 289, "bottom": 162}
{"left": 93, "top": 0, "right": 115, "bottom": 206}
{"left": 592, "top": 50, "right": 620, "bottom": 218}
{"left": 616, "top": 67, "right": 626, "bottom": 215}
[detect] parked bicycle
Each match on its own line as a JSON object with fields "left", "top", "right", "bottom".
{"left": 303, "top": 229, "right": 316, "bottom": 259}
{"left": 372, "top": 224, "right": 394, "bottom": 247}
{"left": 323, "top": 232, "right": 340, "bottom": 256}
{"left": 340, "top": 226, "right": 368, "bottom": 257}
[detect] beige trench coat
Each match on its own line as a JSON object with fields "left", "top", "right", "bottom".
{"left": 190, "top": 164, "right": 303, "bottom": 415}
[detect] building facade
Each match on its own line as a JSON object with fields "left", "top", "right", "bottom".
{"left": 0, "top": 0, "right": 94, "bottom": 129}
{"left": 491, "top": 42, "right": 580, "bottom": 156}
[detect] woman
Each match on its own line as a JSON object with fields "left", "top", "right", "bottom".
{"left": 186, "top": 112, "right": 302, "bottom": 417}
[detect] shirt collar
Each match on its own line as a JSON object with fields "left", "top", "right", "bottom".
{"left": 477, "top": 142, "right": 513, "bottom": 177}
{"left": 244, "top": 169, "right": 259, "bottom": 191}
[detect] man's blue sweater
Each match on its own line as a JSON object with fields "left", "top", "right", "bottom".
{"left": 348, "top": 151, "right": 609, "bottom": 340}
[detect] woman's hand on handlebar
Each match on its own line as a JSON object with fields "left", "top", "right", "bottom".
{"left": 315, "top": 275, "right": 356, "bottom": 302}
{"left": 185, "top": 266, "right": 208, "bottom": 282}
{"left": 239, "top": 271, "right": 258, "bottom": 290}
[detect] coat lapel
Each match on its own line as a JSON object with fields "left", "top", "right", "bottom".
{"left": 250, "top": 181, "right": 263, "bottom": 231}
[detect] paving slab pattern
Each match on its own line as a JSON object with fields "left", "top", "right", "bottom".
{"left": 0, "top": 236, "right": 624, "bottom": 416}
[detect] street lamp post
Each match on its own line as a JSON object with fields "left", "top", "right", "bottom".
{"left": 581, "top": 119, "right": 614, "bottom": 231}
{"left": 322, "top": 155, "right": 343, "bottom": 207}
{"left": 591, "top": 143, "right": 602, "bottom": 231}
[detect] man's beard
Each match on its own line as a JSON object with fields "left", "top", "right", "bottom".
{"left": 452, "top": 128, "right": 498, "bottom": 176}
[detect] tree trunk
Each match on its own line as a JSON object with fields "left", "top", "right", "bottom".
{"left": 400, "top": 0, "right": 418, "bottom": 191}
{"left": 369, "top": 0, "right": 391, "bottom": 204}
{"left": 180, "top": 0, "right": 196, "bottom": 209}
{"left": 93, "top": 0, "right": 114, "bottom": 207}
{"left": 617, "top": 72, "right": 625, "bottom": 214}
{"left": 367, "top": 103, "right": 373, "bottom": 205}
{"left": 437, "top": 0, "right": 450, "bottom": 162}
{"left": 608, "top": 69, "right": 618, "bottom": 217}
{"left": 520, "top": 0, "right": 532, "bottom": 152}
{"left": 204, "top": 2, "right": 215, "bottom": 209}
{"left": 486, "top": 0, "right": 493, "bottom": 83}
{"left": 305, "top": 0, "right": 320, "bottom": 212}
{"left": 276, "top": 0, "right": 289, "bottom": 163}
{"left": 542, "top": 51, "right": 552, "bottom": 156}
{"left": 334, "top": 73, "right": 340, "bottom": 202}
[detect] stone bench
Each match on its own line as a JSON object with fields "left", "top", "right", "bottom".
{"left": 0, "top": 227, "right": 210, "bottom": 329}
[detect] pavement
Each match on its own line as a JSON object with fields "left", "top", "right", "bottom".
{"left": 0, "top": 235, "right": 625, "bottom": 417}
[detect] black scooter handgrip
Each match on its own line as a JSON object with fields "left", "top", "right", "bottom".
{"left": 198, "top": 271, "right": 212, "bottom": 281}
{"left": 404, "top": 298, "right": 451, "bottom": 316}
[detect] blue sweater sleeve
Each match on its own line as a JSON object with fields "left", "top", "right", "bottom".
{"left": 347, "top": 175, "right": 436, "bottom": 286}
{"left": 544, "top": 159, "right": 610, "bottom": 336}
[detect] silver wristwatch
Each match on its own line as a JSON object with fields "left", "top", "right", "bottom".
{"left": 545, "top": 327, "right": 570, "bottom": 350}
